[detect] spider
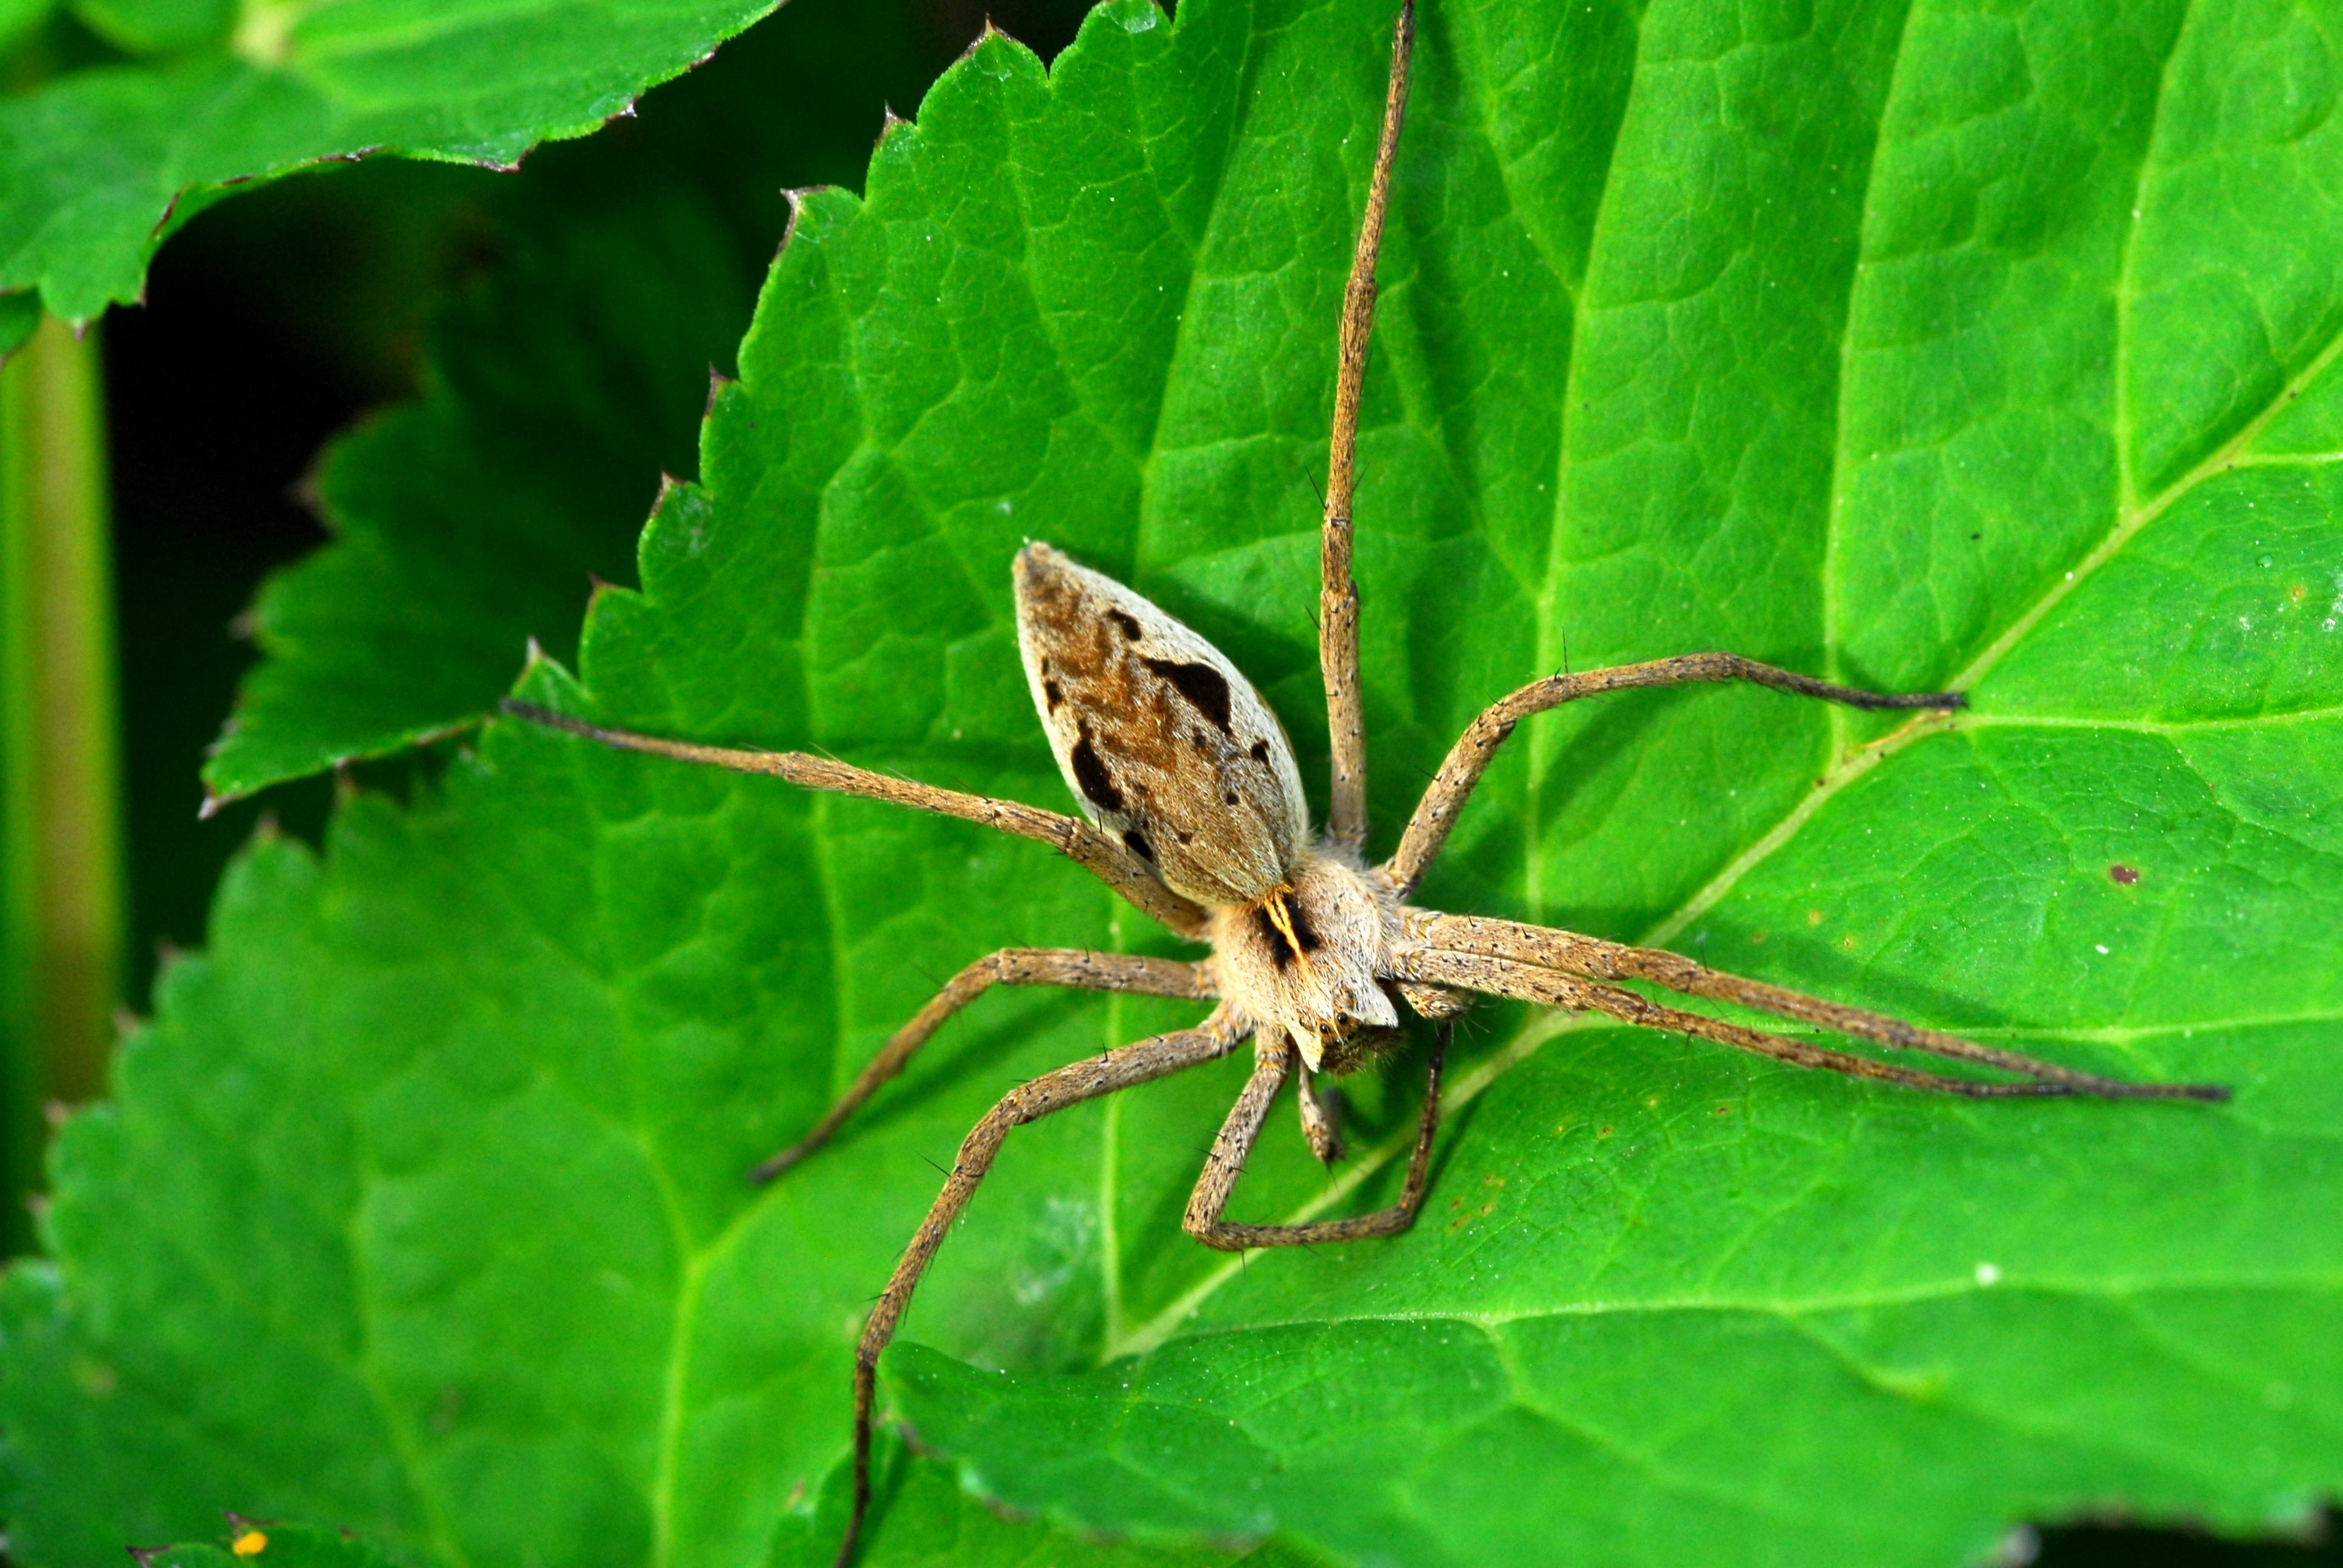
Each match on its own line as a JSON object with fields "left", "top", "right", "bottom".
{"left": 505, "top": 7, "right": 2224, "bottom": 1561}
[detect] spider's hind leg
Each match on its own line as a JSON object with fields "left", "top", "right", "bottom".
{"left": 1395, "top": 933, "right": 2228, "bottom": 1102}
{"left": 836, "top": 1014, "right": 1245, "bottom": 1568}
{"left": 754, "top": 948, "right": 1213, "bottom": 1181}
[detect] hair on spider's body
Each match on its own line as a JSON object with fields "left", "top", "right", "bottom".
{"left": 1015, "top": 543, "right": 1402, "bottom": 1069}
{"left": 499, "top": 6, "right": 2227, "bottom": 1562}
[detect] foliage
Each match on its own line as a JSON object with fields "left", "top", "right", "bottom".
{"left": 193, "top": 0, "right": 951, "bottom": 805}
{"left": 5, "top": 1, "right": 2341, "bottom": 1566}
{"left": 131, "top": 1521, "right": 408, "bottom": 1568}
{"left": 0, "top": 0, "right": 783, "bottom": 325}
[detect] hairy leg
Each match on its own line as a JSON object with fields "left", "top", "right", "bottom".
{"left": 1318, "top": 1, "right": 1415, "bottom": 851}
{"left": 1296, "top": 1059, "right": 1343, "bottom": 1165}
{"left": 1395, "top": 947, "right": 2224, "bottom": 1099}
{"left": 837, "top": 1013, "right": 1247, "bottom": 1568}
{"left": 1403, "top": 911, "right": 2227, "bottom": 1100}
{"left": 501, "top": 699, "right": 1207, "bottom": 936}
{"left": 1184, "top": 1024, "right": 1448, "bottom": 1251}
{"left": 753, "top": 949, "right": 1215, "bottom": 1181}
{"left": 1380, "top": 654, "right": 1962, "bottom": 897}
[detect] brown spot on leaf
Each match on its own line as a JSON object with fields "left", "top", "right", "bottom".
{"left": 2108, "top": 863, "right": 2140, "bottom": 886}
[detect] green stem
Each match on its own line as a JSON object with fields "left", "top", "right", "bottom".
{"left": 1, "top": 312, "right": 122, "bottom": 1255}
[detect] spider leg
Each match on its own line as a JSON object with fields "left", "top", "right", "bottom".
{"left": 1396, "top": 947, "right": 2226, "bottom": 1099}
{"left": 1402, "top": 911, "right": 2227, "bottom": 1100}
{"left": 1184, "top": 1022, "right": 1447, "bottom": 1250}
{"left": 500, "top": 699, "right": 1207, "bottom": 936}
{"left": 1319, "top": 1, "right": 1415, "bottom": 851}
{"left": 1380, "top": 653, "right": 1964, "bottom": 897}
{"left": 836, "top": 1011, "right": 1247, "bottom": 1568}
{"left": 1296, "top": 1058, "right": 1344, "bottom": 1165}
{"left": 752, "top": 949, "right": 1216, "bottom": 1181}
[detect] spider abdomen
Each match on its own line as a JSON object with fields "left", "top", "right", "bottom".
{"left": 1014, "top": 543, "right": 1311, "bottom": 908}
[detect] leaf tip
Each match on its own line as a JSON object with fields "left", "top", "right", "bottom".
{"left": 962, "top": 16, "right": 1012, "bottom": 62}
{"left": 777, "top": 186, "right": 827, "bottom": 256}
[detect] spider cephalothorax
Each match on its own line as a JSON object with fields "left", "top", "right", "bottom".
{"left": 501, "top": 7, "right": 2225, "bottom": 1563}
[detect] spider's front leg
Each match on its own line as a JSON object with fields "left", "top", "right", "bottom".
{"left": 1317, "top": 0, "right": 1414, "bottom": 851}
{"left": 1183, "top": 1022, "right": 1449, "bottom": 1251}
{"left": 753, "top": 948, "right": 1214, "bottom": 1179}
{"left": 1381, "top": 653, "right": 1965, "bottom": 896}
{"left": 836, "top": 1013, "right": 1247, "bottom": 1568}
{"left": 499, "top": 699, "right": 1207, "bottom": 935}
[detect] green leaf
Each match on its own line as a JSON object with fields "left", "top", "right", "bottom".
{"left": 8, "top": 0, "right": 2343, "bottom": 1566}
{"left": 195, "top": 185, "right": 750, "bottom": 805}
{"left": 0, "top": 0, "right": 53, "bottom": 54}
{"left": 197, "top": 0, "right": 962, "bottom": 806}
{"left": 68, "top": 0, "right": 235, "bottom": 57}
{"left": 132, "top": 1521, "right": 407, "bottom": 1568}
{"left": 0, "top": 0, "right": 782, "bottom": 326}
{"left": 0, "top": 292, "right": 40, "bottom": 361}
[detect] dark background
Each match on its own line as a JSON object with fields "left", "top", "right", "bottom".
{"left": 88, "top": 0, "right": 2338, "bottom": 1561}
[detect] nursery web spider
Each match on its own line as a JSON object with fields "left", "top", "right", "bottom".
{"left": 505, "top": 7, "right": 2226, "bottom": 1561}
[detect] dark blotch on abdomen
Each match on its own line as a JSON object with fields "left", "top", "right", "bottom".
{"left": 1142, "top": 658, "right": 1232, "bottom": 733}
{"left": 1070, "top": 724, "right": 1124, "bottom": 812}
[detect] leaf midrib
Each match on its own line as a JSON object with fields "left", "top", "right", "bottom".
{"left": 1114, "top": 1270, "right": 2343, "bottom": 1354}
